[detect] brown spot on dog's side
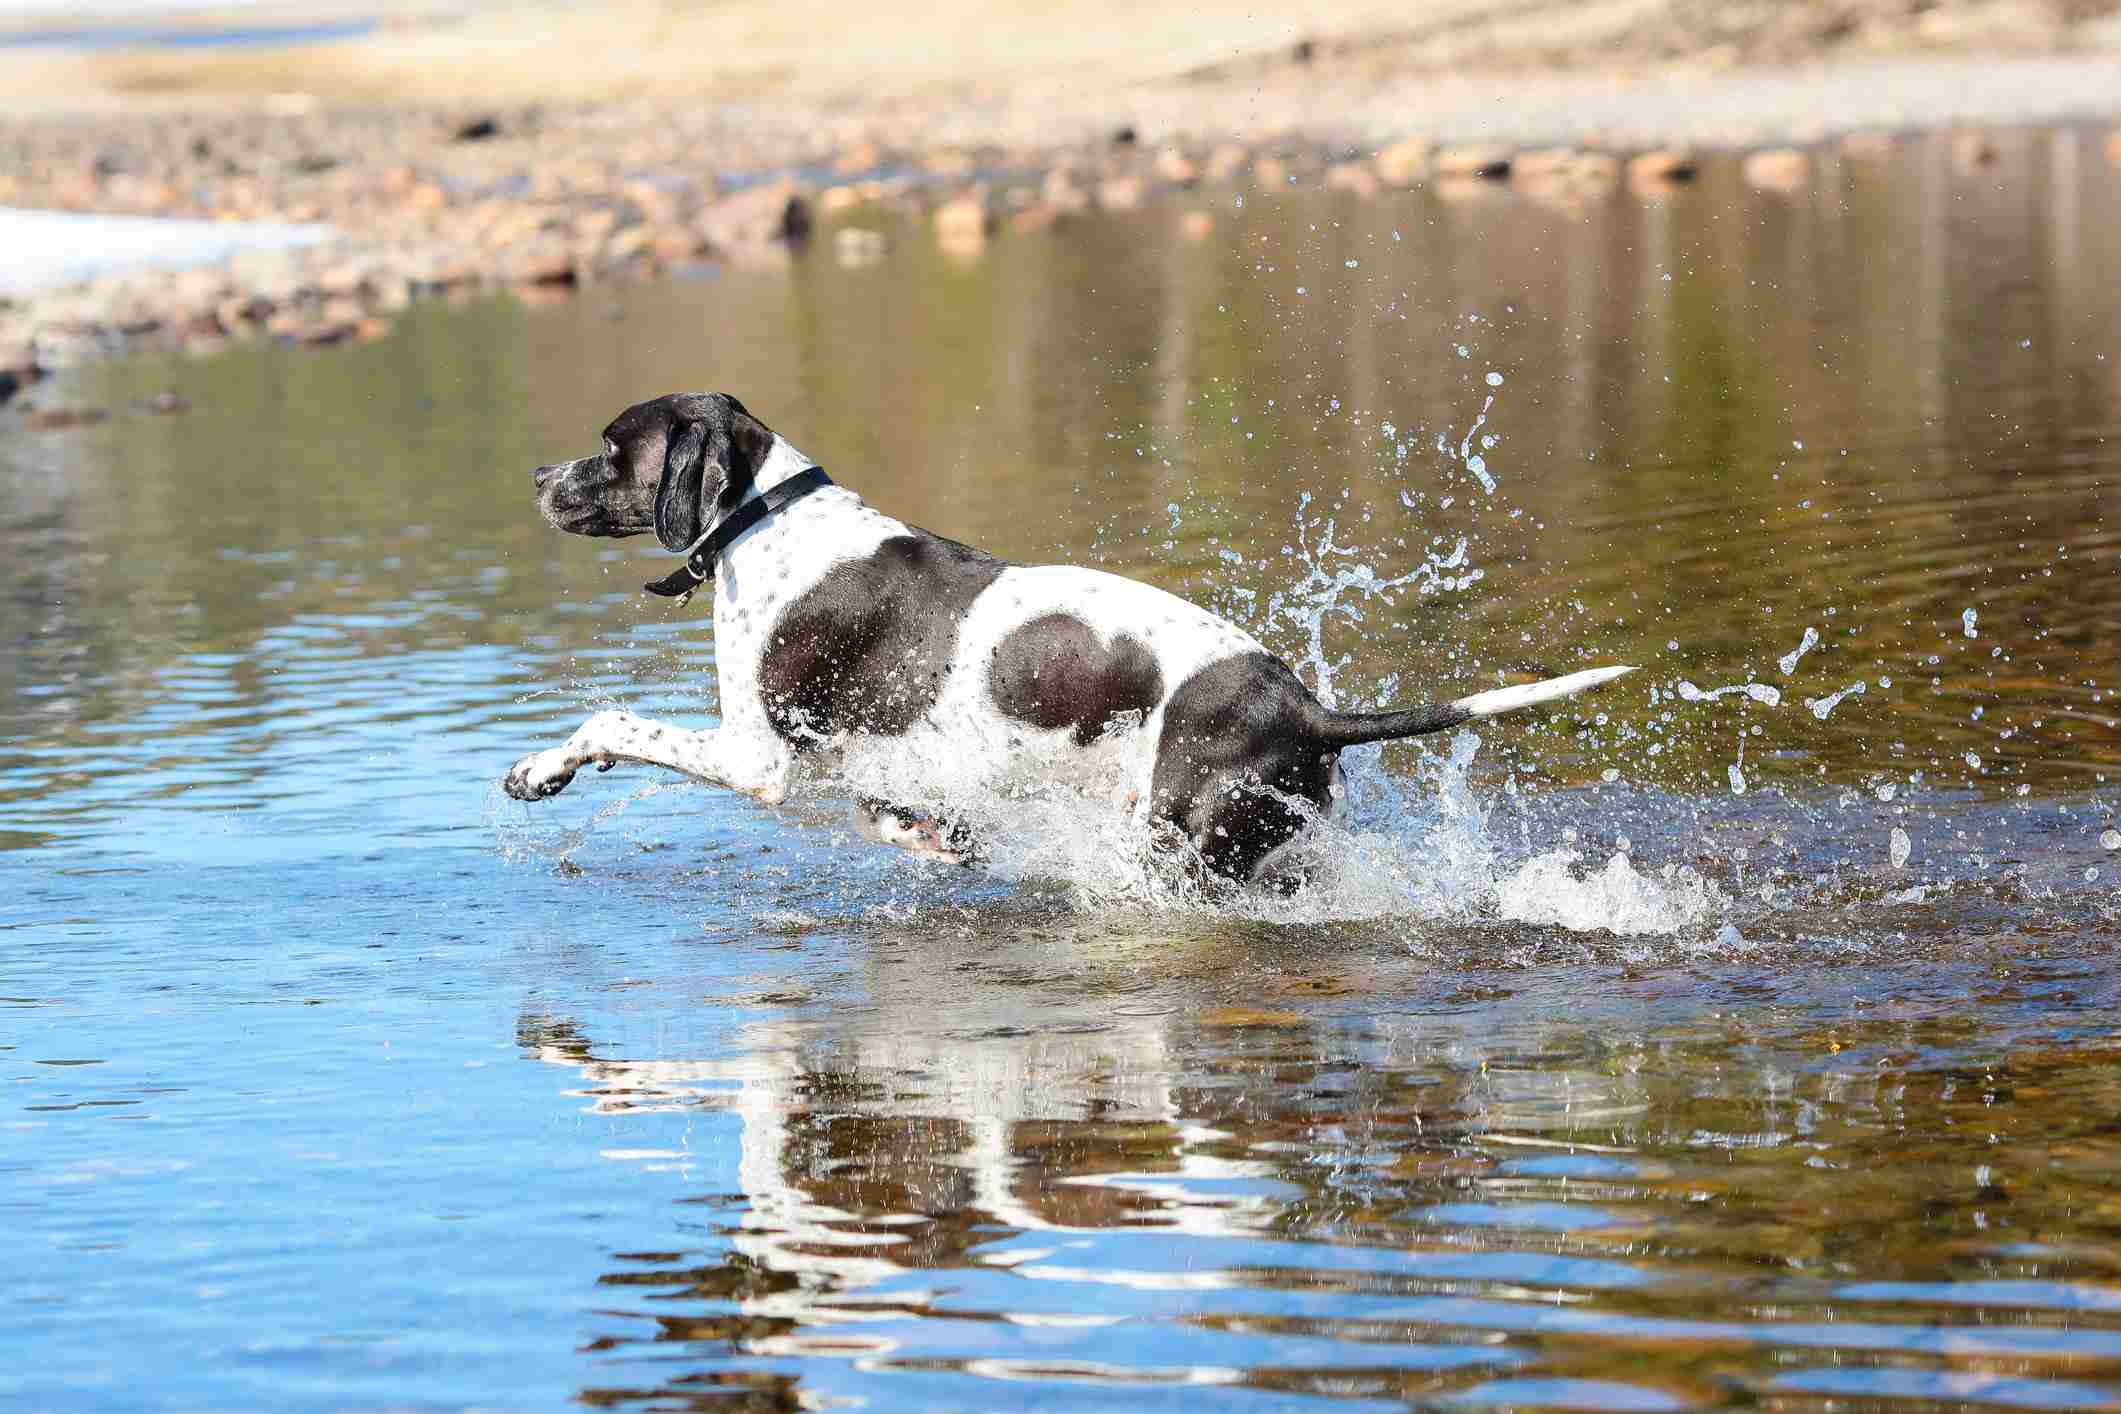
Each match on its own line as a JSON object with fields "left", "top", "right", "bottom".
{"left": 988, "top": 613, "right": 1163, "bottom": 747}
{"left": 759, "top": 533, "right": 1007, "bottom": 742}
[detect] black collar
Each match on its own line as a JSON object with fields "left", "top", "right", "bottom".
{"left": 643, "top": 466, "right": 834, "bottom": 603}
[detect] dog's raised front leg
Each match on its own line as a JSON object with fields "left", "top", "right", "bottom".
{"left": 502, "top": 710, "right": 791, "bottom": 804}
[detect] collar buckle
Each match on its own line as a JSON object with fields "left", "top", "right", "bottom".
{"left": 642, "top": 465, "right": 833, "bottom": 603}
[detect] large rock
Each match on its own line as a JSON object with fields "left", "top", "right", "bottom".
{"left": 1435, "top": 146, "right": 1511, "bottom": 179}
{"left": 1373, "top": 136, "right": 1431, "bottom": 185}
{"left": 933, "top": 193, "right": 992, "bottom": 242}
{"left": 696, "top": 182, "right": 813, "bottom": 254}
{"left": 1742, "top": 148, "right": 1809, "bottom": 193}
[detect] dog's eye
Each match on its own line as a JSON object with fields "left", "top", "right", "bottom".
{"left": 604, "top": 438, "right": 619, "bottom": 460}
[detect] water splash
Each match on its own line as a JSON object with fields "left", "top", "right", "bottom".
{"left": 1677, "top": 680, "right": 1782, "bottom": 707}
{"left": 1495, "top": 849, "right": 1724, "bottom": 936}
{"left": 1778, "top": 626, "right": 1820, "bottom": 675}
{"left": 1259, "top": 494, "right": 1479, "bottom": 708}
{"left": 1806, "top": 680, "right": 1867, "bottom": 720}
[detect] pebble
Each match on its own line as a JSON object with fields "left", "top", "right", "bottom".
{"left": 1373, "top": 135, "right": 1432, "bottom": 185}
{"left": 1627, "top": 148, "right": 1699, "bottom": 190}
{"left": 1096, "top": 174, "right": 1147, "bottom": 210}
{"left": 1743, "top": 147, "right": 1810, "bottom": 192}
{"left": 1435, "top": 145, "right": 1512, "bottom": 179}
{"left": 933, "top": 193, "right": 992, "bottom": 242}
{"left": 834, "top": 227, "right": 888, "bottom": 266}
{"left": 1154, "top": 149, "right": 1199, "bottom": 186}
{"left": 1203, "top": 143, "right": 1250, "bottom": 182}
{"left": 1953, "top": 130, "right": 2000, "bottom": 169}
{"left": 1323, "top": 162, "right": 1381, "bottom": 198}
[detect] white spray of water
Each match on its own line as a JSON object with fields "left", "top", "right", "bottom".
{"left": 1778, "top": 626, "right": 1820, "bottom": 675}
{"left": 812, "top": 465, "right": 1715, "bottom": 935}
{"left": 1677, "top": 680, "right": 1783, "bottom": 707}
{"left": 1806, "top": 680, "right": 1867, "bottom": 720}
{"left": 826, "top": 720, "right": 1718, "bottom": 934}
{"left": 1259, "top": 495, "right": 1478, "bottom": 708}
{"left": 1494, "top": 850, "right": 1724, "bottom": 935}
{"left": 1440, "top": 389, "right": 1500, "bottom": 494}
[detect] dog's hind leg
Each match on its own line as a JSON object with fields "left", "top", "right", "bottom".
{"left": 503, "top": 710, "right": 793, "bottom": 804}
{"left": 852, "top": 796, "right": 980, "bottom": 866}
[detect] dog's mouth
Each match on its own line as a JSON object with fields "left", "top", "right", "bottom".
{"left": 539, "top": 495, "right": 641, "bottom": 538}
{"left": 540, "top": 500, "right": 602, "bottom": 535}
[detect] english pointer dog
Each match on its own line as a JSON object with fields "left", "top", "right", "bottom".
{"left": 505, "top": 393, "right": 1633, "bottom": 884}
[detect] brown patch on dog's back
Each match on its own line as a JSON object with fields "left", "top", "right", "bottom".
{"left": 988, "top": 613, "right": 1163, "bottom": 746}
{"left": 759, "top": 533, "right": 1006, "bottom": 742}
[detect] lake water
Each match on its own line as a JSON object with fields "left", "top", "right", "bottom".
{"left": 6, "top": 128, "right": 2121, "bottom": 1410}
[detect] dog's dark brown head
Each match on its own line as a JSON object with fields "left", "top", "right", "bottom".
{"left": 531, "top": 392, "right": 775, "bottom": 550}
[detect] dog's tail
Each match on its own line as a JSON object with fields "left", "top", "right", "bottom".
{"left": 1309, "top": 665, "right": 1636, "bottom": 747}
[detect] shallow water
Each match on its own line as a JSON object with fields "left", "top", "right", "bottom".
{"left": 6, "top": 129, "right": 2121, "bottom": 1409}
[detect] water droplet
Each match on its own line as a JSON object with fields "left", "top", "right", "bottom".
{"left": 1778, "top": 625, "right": 1820, "bottom": 675}
{"left": 1963, "top": 608, "right": 1979, "bottom": 639}
{"left": 2101, "top": 829, "right": 2120, "bottom": 850}
{"left": 1890, "top": 827, "right": 1912, "bottom": 869}
{"left": 1727, "top": 764, "right": 1747, "bottom": 795}
{"left": 1484, "top": 371, "right": 1503, "bottom": 387}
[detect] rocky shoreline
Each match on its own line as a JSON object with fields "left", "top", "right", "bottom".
{"left": 3, "top": 93, "right": 2121, "bottom": 408}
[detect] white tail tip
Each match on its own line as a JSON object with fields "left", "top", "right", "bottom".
{"left": 1451, "top": 665, "right": 1637, "bottom": 720}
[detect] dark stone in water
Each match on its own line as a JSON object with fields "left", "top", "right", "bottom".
{"left": 1112, "top": 125, "right": 1138, "bottom": 146}
{"left": 454, "top": 116, "right": 500, "bottom": 143}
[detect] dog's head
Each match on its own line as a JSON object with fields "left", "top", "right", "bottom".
{"left": 531, "top": 392, "right": 775, "bottom": 549}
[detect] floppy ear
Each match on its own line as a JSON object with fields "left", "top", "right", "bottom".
{"left": 654, "top": 420, "right": 710, "bottom": 551}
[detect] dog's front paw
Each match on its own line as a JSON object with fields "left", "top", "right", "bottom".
{"left": 503, "top": 748, "right": 579, "bottom": 801}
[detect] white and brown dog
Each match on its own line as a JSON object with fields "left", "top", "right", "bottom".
{"left": 504, "top": 393, "right": 1632, "bottom": 885}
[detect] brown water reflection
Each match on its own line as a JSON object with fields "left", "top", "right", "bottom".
{"left": 524, "top": 904, "right": 2121, "bottom": 1410}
